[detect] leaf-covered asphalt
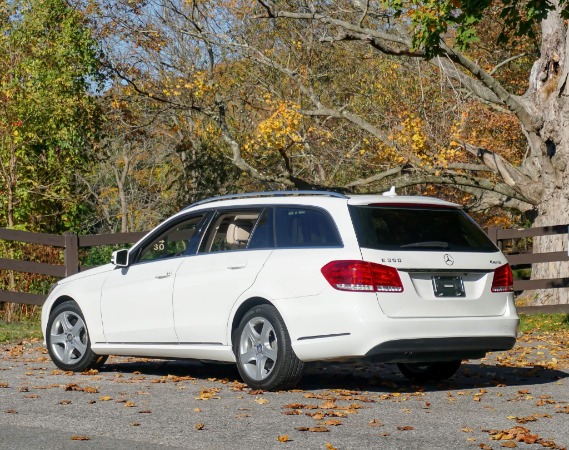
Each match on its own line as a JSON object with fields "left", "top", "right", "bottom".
{"left": 0, "top": 332, "right": 568, "bottom": 450}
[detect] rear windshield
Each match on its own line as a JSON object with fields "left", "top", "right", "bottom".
{"left": 349, "top": 205, "right": 498, "bottom": 252}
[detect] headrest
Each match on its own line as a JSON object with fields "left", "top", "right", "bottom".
{"left": 226, "top": 222, "right": 251, "bottom": 245}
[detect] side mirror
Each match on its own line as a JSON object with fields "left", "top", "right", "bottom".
{"left": 111, "top": 249, "right": 130, "bottom": 267}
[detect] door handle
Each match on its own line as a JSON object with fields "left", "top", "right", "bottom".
{"left": 155, "top": 272, "right": 172, "bottom": 279}
{"left": 227, "top": 263, "right": 246, "bottom": 270}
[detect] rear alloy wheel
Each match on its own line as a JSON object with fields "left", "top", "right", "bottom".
{"left": 397, "top": 360, "right": 462, "bottom": 383}
{"left": 46, "top": 301, "right": 107, "bottom": 372}
{"left": 234, "top": 304, "right": 304, "bottom": 390}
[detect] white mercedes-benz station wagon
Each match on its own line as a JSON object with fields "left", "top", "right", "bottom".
{"left": 42, "top": 190, "right": 518, "bottom": 390}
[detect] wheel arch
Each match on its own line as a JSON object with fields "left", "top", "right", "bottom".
{"left": 49, "top": 295, "right": 77, "bottom": 313}
{"left": 43, "top": 295, "right": 77, "bottom": 334}
{"left": 230, "top": 297, "right": 274, "bottom": 345}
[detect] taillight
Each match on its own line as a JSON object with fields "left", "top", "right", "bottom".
{"left": 321, "top": 260, "right": 403, "bottom": 293}
{"left": 491, "top": 264, "right": 513, "bottom": 292}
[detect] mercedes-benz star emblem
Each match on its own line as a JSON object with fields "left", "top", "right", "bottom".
{"left": 443, "top": 254, "right": 454, "bottom": 266}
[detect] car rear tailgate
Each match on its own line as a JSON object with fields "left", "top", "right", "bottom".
{"left": 360, "top": 248, "right": 510, "bottom": 318}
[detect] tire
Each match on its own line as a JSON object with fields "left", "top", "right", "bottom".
{"left": 234, "top": 304, "right": 304, "bottom": 390}
{"left": 397, "top": 360, "right": 462, "bottom": 383}
{"left": 46, "top": 301, "right": 107, "bottom": 372}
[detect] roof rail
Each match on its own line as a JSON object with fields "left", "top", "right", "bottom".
{"left": 183, "top": 190, "right": 349, "bottom": 210}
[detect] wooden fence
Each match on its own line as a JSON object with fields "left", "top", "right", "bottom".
{"left": 0, "top": 228, "right": 146, "bottom": 306}
{"left": 487, "top": 224, "right": 569, "bottom": 291}
{"left": 1, "top": 224, "right": 568, "bottom": 306}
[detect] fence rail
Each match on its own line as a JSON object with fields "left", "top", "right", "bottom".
{"left": 487, "top": 224, "right": 569, "bottom": 291}
{"left": 1, "top": 223, "right": 569, "bottom": 306}
{"left": 0, "top": 228, "right": 146, "bottom": 306}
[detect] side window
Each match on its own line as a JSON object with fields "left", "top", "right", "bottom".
{"left": 201, "top": 210, "right": 261, "bottom": 253}
{"left": 248, "top": 209, "right": 274, "bottom": 249}
{"left": 275, "top": 207, "right": 341, "bottom": 248}
{"left": 138, "top": 214, "right": 205, "bottom": 262}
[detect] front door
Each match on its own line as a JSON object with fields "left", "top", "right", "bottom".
{"left": 100, "top": 213, "right": 207, "bottom": 343}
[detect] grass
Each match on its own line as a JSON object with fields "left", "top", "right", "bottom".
{"left": 518, "top": 313, "right": 569, "bottom": 333}
{"left": 0, "top": 314, "right": 567, "bottom": 344}
{"left": 0, "top": 320, "right": 42, "bottom": 344}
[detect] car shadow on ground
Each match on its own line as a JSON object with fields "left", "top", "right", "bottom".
{"left": 299, "top": 360, "right": 568, "bottom": 393}
{"left": 99, "top": 357, "right": 568, "bottom": 393}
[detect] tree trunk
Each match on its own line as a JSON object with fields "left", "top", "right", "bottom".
{"left": 528, "top": 98, "right": 569, "bottom": 305}
{"left": 522, "top": 4, "right": 569, "bottom": 305}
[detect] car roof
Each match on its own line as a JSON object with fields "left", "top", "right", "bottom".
{"left": 346, "top": 194, "right": 460, "bottom": 208}
{"left": 182, "top": 190, "right": 461, "bottom": 212}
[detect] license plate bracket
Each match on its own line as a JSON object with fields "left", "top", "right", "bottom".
{"left": 431, "top": 276, "right": 465, "bottom": 297}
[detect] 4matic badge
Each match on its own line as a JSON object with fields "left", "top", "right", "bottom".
{"left": 443, "top": 254, "right": 454, "bottom": 266}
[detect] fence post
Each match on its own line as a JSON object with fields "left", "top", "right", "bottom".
{"left": 64, "top": 232, "right": 79, "bottom": 276}
{"left": 487, "top": 226, "right": 502, "bottom": 250}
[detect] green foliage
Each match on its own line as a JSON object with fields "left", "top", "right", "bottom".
{"left": 518, "top": 313, "right": 569, "bottom": 333}
{"left": 0, "top": 0, "right": 105, "bottom": 232}
{"left": 0, "top": 319, "right": 42, "bottom": 343}
{"left": 81, "top": 244, "right": 130, "bottom": 267}
{"left": 382, "top": 0, "right": 567, "bottom": 55}
{"left": 512, "top": 268, "right": 532, "bottom": 280}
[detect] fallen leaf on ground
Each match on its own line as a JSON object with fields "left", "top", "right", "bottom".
{"left": 196, "top": 388, "right": 221, "bottom": 400}
{"left": 296, "top": 426, "right": 329, "bottom": 433}
{"left": 321, "top": 419, "right": 342, "bottom": 426}
{"left": 70, "top": 436, "right": 90, "bottom": 441}
{"left": 195, "top": 423, "right": 205, "bottom": 430}
{"left": 283, "top": 403, "right": 305, "bottom": 409}
{"left": 277, "top": 435, "right": 289, "bottom": 442}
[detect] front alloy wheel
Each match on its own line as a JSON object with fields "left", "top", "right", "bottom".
{"left": 46, "top": 301, "right": 107, "bottom": 372}
{"left": 234, "top": 305, "right": 304, "bottom": 390}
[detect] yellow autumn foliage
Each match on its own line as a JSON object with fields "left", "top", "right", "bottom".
{"left": 243, "top": 96, "right": 303, "bottom": 157}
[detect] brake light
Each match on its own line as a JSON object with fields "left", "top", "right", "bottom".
{"left": 491, "top": 264, "right": 513, "bottom": 292}
{"left": 321, "top": 260, "right": 403, "bottom": 293}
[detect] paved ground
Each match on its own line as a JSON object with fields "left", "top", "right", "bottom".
{"left": 1, "top": 331, "right": 568, "bottom": 450}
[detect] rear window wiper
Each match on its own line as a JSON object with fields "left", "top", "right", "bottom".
{"left": 400, "top": 241, "right": 449, "bottom": 249}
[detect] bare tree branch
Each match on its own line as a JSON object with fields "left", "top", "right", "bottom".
{"left": 457, "top": 186, "right": 535, "bottom": 212}
{"left": 382, "top": 172, "right": 534, "bottom": 205}
{"left": 457, "top": 140, "right": 541, "bottom": 203}
{"left": 344, "top": 167, "right": 402, "bottom": 188}
{"left": 256, "top": 1, "right": 541, "bottom": 132}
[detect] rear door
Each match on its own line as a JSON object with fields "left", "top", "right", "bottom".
{"left": 350, "top": 204, "right": 509, "bottom": 318}
{"left": 173, "top": 208, "right": 273, "bottom": 345}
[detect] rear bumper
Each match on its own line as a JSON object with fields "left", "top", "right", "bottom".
{"left": 275, "top": 292, "right": 519, "bottom": 362}
{"left": 364, "top": 336, "right": 516, "bottom": 363}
